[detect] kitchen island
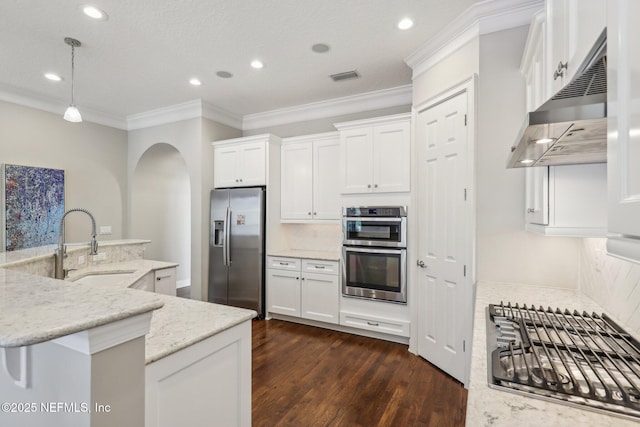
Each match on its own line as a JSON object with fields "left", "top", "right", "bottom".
{"left": 0, "top": 241, "right": 255, "bottom": 427}
{"left": 466, "top": 281, "right": 639, "bottom": 427}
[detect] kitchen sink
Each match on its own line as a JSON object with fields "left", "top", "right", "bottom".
{"left": 72, "top": 271, "right": 136, "bottom": 286}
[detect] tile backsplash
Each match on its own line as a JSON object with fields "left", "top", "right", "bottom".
{"left": 282, "top": 223, "right": 342, "bottom": 253}
{"left": 580, "top": 238, "right": 640, "bottom": 336}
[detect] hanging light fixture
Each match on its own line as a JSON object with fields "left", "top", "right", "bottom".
{"left": 63, "top": 37, "right": 82, "bottom": 123}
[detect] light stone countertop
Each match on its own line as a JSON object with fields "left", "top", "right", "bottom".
{"left": 144, "top": 294, "right": 256, "bottom": 364}
{"left": 0, "top": 242, "right": 255, "bottom": 368}
{"left": 0, "top": 268, "right": 163, "bottom": 347}
{"left": 466, "top": 281, "right": 639, "bottom": 427}
{"left": 268, "top": 249, "right": 341, "bottom": 262}
{"left": 65, "top": 259, "right": 257, "bottom": 364}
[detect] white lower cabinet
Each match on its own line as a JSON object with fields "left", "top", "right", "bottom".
{"left": 145, "top": 320, "right": 252, "bottom": 427}
{"left": 154, "top": 267, "right": 177, "bottom": 296}
{"left": 339, "top": 311, "right": 410, "bottom": 337}
{"left": 130, "top": 267, "right": 177, "bottom": 296}
{"left": 267, "top": 256, "right": 339, "bottom": 324}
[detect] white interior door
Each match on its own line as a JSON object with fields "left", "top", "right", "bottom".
{"left": 416, "top": 90, "right": 469, "bottom": 383}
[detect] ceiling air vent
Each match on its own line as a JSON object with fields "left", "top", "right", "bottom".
{"left": 330, "top": 70, "right": 360, "bottom": 82}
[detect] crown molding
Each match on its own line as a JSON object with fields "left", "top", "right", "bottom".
{"left": 126, "top": 99, "right": 242, "bottom": 131}
{"left": 0, "top": 84, "right": 128, "bottom": 130}
{"left": 202, "top": 101, "right": 243, "bottom": 130}
{"left": 242, "top": 85, "right": 412, "bottom": 131}
{"left": 405, "top": 0, "right": 544, "bottom": 79}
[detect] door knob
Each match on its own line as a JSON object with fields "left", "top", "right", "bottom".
{"left": 417, "top": 260, "right": 427, "bottom": 268}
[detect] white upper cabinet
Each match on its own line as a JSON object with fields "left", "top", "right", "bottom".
{"left": 521, "top": 10, "right": 548, "bottom": 112}
{"left": 546, "top": 0, "right": 606, "bottom": 95}
{"left": 213, "top": 135, "right": 274, "bottom": 188}
{"left": 336, "top": 113, "right": 411, "bottom": 194}
{"left": 607, "top": 0, "right": 640, "bottom": 263}
{"left": 280, "top": 132, "right": 340, "bottom": 222}
{"left": 525, "top": 164, "right": 607, "bottom": 237}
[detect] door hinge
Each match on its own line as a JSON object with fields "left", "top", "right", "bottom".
{"left": 464, "top": 114, "right": 467, "bottom": 126}
{"left": 463, "top": 340, "right": 466, "bottom": 352}
{"left": 463, "top": 265, "right": 466, "bottom": 277}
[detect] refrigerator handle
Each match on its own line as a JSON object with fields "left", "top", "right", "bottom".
{"left": 225, "top": 207, "right": 232, "bottom": 266}
{"left": 222, "top": 207, "right": 229, "bottom": 266}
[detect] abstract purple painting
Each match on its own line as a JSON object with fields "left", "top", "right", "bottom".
{"left": 3, "top": 164, "right": 65, "bottom": 251}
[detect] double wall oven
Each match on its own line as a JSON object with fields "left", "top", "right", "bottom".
{"left": 342, "top": 206, "right": 407, "bottom": 304}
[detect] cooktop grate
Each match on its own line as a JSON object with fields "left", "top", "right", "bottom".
{"left": 488, "top": 302, "right": 640, "bottom": 420}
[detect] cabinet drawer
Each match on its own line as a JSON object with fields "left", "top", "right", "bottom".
{"left": 340, "top": 311, "right": 410, "bottom": 337}
{"left": 302, "top": 259, "right": 339, "bottom": 275}
{"left": 267, "top": 256, "right": 301, "bottom": 271}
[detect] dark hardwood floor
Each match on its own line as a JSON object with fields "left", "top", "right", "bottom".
{"left": 252, "top": 319, "right": 467, "bottom": 427}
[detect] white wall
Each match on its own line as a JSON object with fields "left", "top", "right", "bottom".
{"left": 131, "top": 143, "right": 191, "bottom": 285}
{"left": 0, "top": 100, "right": 128, "bottom": 246}
{"left": 128, "top": 118, "right": 240, "bottom": 300}
{"left": 476, "top": 26, "right": 580, "bottom": 288}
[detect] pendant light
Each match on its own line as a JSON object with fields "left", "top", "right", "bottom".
{"left": 63, "top": 37, "right": 82, "bottom": 123}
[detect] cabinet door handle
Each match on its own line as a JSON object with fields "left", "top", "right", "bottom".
{"left": 553, "top": 61, "right": 568, "bottom": 80}
{"left": 526, "top": 208, "right": 535, "bottom": 213}
{"left": 156, "top": 275, "right": 171, "bottom": 281}
{"left": 367, "top": 184, "right": 371, "bottom": 188}
{"left": 279, "top": 262, "right": 288, "bottom": 266}
{"left": 308, "top": 212, "right": 312, "bottom": 216}
{"left": 313, "top": 212, "right": 317, "bottom": 215}
{"left": 367, "top": 321, "right": 380, "bottom": 326}
{"left": 374, "top": 184, "right": 378, "bottom": 188}
{"left": 314, "top": 265, "right": 325, "bottom": 269}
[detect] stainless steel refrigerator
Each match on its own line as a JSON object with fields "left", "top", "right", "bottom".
{"left": 208, "top": 187, "right": 265, "bottom": 317}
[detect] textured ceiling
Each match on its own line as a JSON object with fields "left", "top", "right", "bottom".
{"left": 0, "top": 0, "right": 480, "bottom": 122}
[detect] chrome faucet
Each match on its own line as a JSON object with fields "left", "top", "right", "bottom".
{"left": 54, "top": 208, "right": 98, "bottom": 279}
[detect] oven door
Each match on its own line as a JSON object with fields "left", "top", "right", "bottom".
{"left": 342, "top": 217, "right": 406, "bottom": 247}
{"left": 342, "top": 246, "right": 407, "bottom": 303}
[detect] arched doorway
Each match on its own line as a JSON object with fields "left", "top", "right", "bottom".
{"left": 132, "top": 143, "right": 191, "bottom": 290}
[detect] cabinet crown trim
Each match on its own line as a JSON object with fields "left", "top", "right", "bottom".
{"left": 212, "top": 134, "right": 280, "bottom": 147}
{"left": 282, "top": 131, "right": 339, "bottom": 144}
{"left": 334, "top": 113, "right": 411, "bottom": 130}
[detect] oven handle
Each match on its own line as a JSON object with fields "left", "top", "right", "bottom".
{"left": 343, "top": 217, "right": 404, "bottom": 222}
{"left": 343, "top": 246, "right": 405, "bottom": 255}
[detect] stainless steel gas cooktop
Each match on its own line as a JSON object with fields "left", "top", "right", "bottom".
{"left": 486, "top": 302, "right": 640, "bottom": 421}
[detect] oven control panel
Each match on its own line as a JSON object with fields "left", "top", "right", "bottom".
{"left": 343, "top": 206, "right": 407, "bottom": 217}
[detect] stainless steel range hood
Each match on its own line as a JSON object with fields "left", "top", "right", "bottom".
{"left": 507, "top": 30, "right": 607, "bottom": 168}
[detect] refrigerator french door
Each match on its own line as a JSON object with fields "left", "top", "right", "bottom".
{"left": 208, "top": 187, "right": 265, "bottom": 317}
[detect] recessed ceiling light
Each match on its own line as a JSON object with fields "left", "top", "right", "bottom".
{"left": 216, "top": 71, "right": 233, "bottom": 78}
{"left": 44, "top": 73, "right": 63, "bottom": 82}
{"left": 535, "top": 137, "right": 555, "bottom": 144}
{"left": 398, "top": 18, "right": 414, "bottom": 30}
{"left": 520, "top": 159, "right": 534, "bottom": 164}
{"left": 312, "top": 43, "right": 331, "bottom": 53}
{"left": 189, "top": 78, "right": 202, "bottom": 86}
{"left": 83, "top": 5, "right": 108, "bottom": 20}
{"left": 250, "top": 60, "right": 264, "bottom": 69}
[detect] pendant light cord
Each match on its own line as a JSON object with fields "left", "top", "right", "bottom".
{"left": 70, "top": 43, "right": 75, "bottom": 105}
